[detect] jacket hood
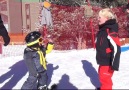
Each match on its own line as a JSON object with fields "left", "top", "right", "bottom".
{"left": 99, "top": 19, "right": 118, "bottom": 32}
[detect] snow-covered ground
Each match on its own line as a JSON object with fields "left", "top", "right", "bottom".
{"left": 0, "top": 44, "right": 129, "bottom": 89}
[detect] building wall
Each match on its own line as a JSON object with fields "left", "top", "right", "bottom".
{"left": 7, "top": 0, "right": 22, "bottom": 33}
{"left": 0, "top": 0, "right": 8, "bottom": 23}
{"left": 1, "top": 0, "right": 41, "bottom": 33}
{"left": 21, "top": 2, "right": 40, "bottom": 32}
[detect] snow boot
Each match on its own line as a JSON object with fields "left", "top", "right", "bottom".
{"left": 38, "top": 85, "right": 48, "bottom": 90}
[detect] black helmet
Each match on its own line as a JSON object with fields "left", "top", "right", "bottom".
{"left": 25, "top": 31, "right": 41, "bottom": 46}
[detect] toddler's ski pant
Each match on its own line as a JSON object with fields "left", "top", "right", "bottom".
{"left": 21, "top": 70, "right": 48, "bottom": 89}
{"left": 98, "top": 66, "right": 114, "bottom": 90}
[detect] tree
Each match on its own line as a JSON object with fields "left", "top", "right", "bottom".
{"left": 50, "top": 0, "right": 128, "bottom": 8}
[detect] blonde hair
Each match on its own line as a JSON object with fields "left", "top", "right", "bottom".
{"left": 99, "top": 8, "right": 117, "bottom": 20}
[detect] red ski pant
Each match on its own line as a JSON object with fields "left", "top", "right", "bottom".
{"left": 98, "top": 66, "right": 114, "bottom": 90}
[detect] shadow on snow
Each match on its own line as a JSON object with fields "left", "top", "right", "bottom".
{"left": 47, "top": 63, "right": 59, "bottom": 86}
{"left": 0, "top": 60, "right": 28, "bottom": 89}
{"left": 81, "top": 60, "right": 101, "bottom": 88}
{"left": 57, "top": 74, "right": 77, "bottom": 89}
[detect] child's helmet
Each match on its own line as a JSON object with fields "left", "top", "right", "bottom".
{"left": 25, "top": 31, "right": 42, "bottom": 47}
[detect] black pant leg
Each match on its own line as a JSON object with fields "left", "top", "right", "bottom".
{"left": 38, "top": 70, "right": 48, "bottom": 87}
{"left": 21, "top": 75, "right": 37, "bottom": 89}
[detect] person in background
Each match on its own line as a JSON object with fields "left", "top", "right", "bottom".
{"left": 95, "top": 8, "right": 121, "bottom": 90}
{"left": 40, "top": 0, "right": 53, "bottom": 45}
{"left": 0, "top": 14, "right": 10, "bottom": 46}
{"left": 21, "top": 31, "right": 54, "bottom": 90}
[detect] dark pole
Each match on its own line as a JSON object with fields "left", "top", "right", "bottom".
{"left": 20, "top": 0, "right": 23, "bottom": 35}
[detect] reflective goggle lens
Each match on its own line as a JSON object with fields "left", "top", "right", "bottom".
{"left": 39, "top": 38, "right": 43, "bottom": 42}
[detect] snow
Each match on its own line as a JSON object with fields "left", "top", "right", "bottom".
{"left": 4, "top": 24, "right": 8, "bottom": 32}
{"left": 0, "top": 44, "right": 129, "bottom": 89}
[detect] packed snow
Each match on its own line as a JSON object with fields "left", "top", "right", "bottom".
{"left": 0, "top": 44, "right": 129, "bottom": 89}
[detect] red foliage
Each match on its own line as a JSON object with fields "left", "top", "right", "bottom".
{"left": 50, "top": 5, "right": 128, "bottom": 50}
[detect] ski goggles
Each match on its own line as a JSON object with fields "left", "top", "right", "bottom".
{"left": 27, "top": 37, "right": 43, "bottom": 46}
{"left": 39, "top": 37, "right": 43, "bottom": 42}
